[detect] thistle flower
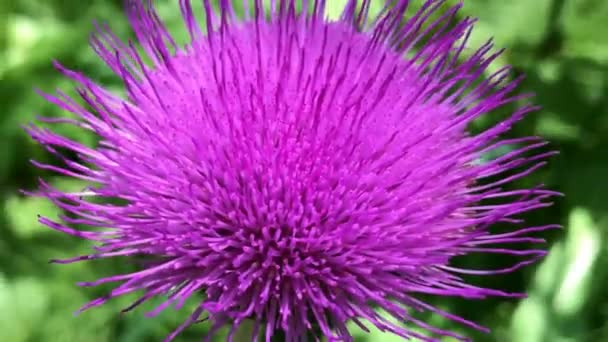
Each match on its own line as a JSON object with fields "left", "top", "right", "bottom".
{"left": 26, "top": 0, "right": 559, "bottom": 341}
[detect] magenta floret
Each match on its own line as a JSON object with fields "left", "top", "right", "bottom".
{"left": 26, "top": 1, "right": 559, "bottom": 341}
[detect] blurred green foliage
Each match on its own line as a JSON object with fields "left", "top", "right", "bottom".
{"left": 1, "top": 0, "right": 607, "bottom": 341}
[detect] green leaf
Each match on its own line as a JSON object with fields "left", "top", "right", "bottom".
{"left": 4, "top": 194, "right": 60, "bottom": 239}
{"left": 552, "top": 208, "right": 601, "bottom": 316}
{"left": 0, "top": 276, "right": 51, "bottom": 342}
{"left": 560, "top": 0, "right": 608, "bottom": 63}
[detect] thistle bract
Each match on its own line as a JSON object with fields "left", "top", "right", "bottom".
{"left": 26, "top": 0, "right": 559, "bottom": 341}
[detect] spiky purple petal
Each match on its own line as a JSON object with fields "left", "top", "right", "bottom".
{"left": 27, "top": 0, "right": 558, "bottom": 341}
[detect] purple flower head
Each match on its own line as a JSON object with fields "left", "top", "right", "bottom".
{"left": 26, "top": 0, "right": 559, "bottom": 341}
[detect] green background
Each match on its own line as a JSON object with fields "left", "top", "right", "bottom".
{"left": 1, "top": 0, "right": 607, "bottom": 341}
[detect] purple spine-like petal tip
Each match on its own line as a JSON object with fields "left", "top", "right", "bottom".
{"left": 27, "top": 0, "right": 558, "bottom": 341}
